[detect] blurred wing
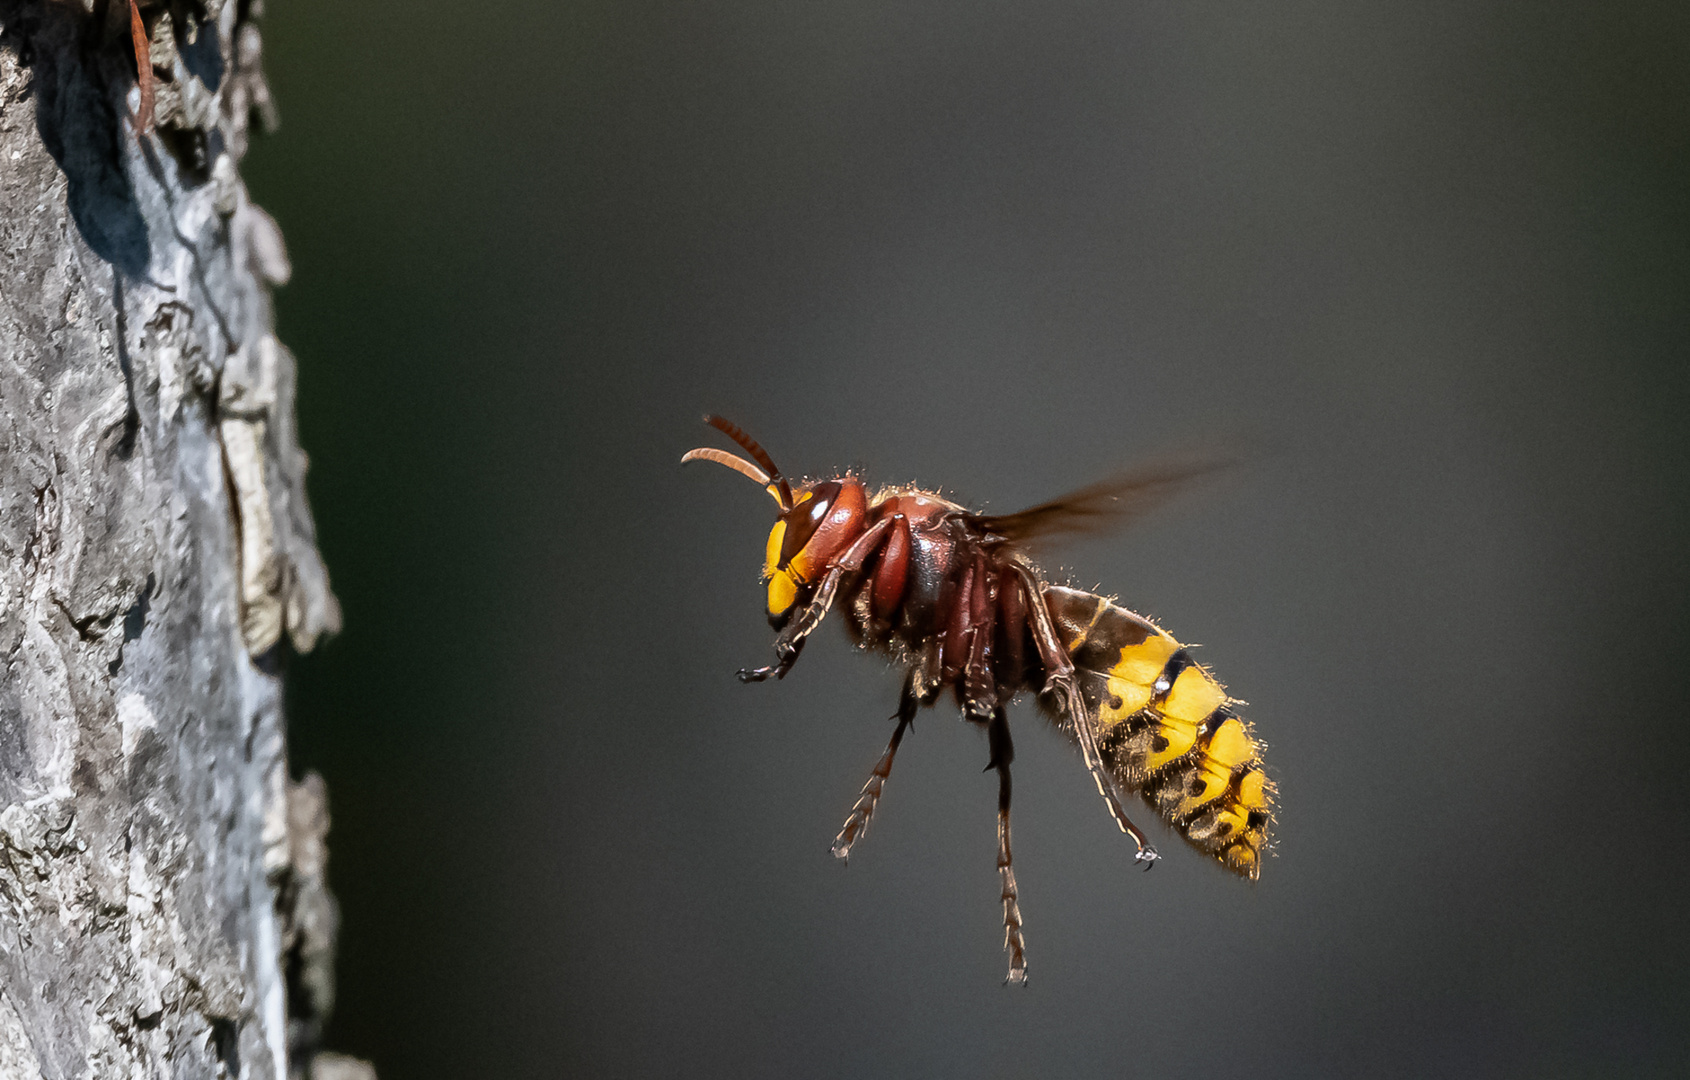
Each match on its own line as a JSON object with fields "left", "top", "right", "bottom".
{"left": 969, "top": 456, "right": 1229, "bottom": 549}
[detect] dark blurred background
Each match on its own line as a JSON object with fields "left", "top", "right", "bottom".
{"left": 244, "top": 2, "right": 1689, "bottom": 1076}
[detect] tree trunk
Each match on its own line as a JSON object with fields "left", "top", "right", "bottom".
{"left": 0, "top": 3, "right": 364, "bottom": 1077}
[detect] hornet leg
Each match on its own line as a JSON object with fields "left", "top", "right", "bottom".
{"left": 739, "top": 517, "right": 896, "bottom": 683}
{"left": 988, "top": 706, "right": 1028, "bottom": 985}
{"left": 832, "top": 674, "right": 920, "bottom": 861}
{"left": 1012, "top": 565, "right": 1160, "bottom": 869}
{"left": 737, "top": 636, "right": 807, "bottom": 683}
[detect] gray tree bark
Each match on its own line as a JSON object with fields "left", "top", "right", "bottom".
{"left": 0, "top": 3, "right": 366, "bottom": 1077}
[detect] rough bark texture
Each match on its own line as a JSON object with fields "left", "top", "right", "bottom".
{"left": 0, "top": 2, "right": 364, "bottom": 1077}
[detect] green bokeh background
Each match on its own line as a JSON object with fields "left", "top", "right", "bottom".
{"left": 244, "top": 2, "right": 1689, "bottom": 1076}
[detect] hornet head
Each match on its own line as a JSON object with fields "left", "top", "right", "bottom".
{"left": 683, "top": 415, "right": 867, "bottom": 624}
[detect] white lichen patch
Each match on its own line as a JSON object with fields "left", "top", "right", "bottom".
{"left": 219, "top": 331, "right": 341, "bottom": 657}
{"left": 18, "top": 620, "right": 77, "bottom": 798}
{"left": 220, "top": 413, "right": 286, "bottom": 654}
{"left": 117, "top": 692, "right": 157, "bottom": 757}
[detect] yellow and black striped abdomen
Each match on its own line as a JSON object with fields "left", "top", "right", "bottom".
{"left": 1044, "top": 586, "right": 1275, "bottom": 880}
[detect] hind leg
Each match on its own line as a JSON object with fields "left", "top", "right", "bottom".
{"left": 1012, "top": 565, "right": 1160, "bottom": 868}
{"left": 988, "top": 706, "right": 1028, "bottom": 985}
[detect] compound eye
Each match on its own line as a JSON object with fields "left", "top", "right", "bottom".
{"left": 778, "top": 481, "right": 841, "bottom": 570}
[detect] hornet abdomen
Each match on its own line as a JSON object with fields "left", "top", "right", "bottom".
{"left": 1045, "top": 585, "right": 1274, "bottom": 879}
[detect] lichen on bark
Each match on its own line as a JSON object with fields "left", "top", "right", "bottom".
{"left": 0, "top": 2, "right": 361, "bottom": 1076}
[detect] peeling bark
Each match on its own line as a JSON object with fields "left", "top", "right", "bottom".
{"left": 0, "top": 2, "right": 364, "bottom": 1077}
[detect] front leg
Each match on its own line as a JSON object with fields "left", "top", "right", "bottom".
{"left": 737, "top": 567, "right": 842, "bottom": 682}
{"left": 738, "top": 518, "right": 897, "bottom": 683}
{"left": 737, "top": 635, "right": 807, "bottom": 683}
